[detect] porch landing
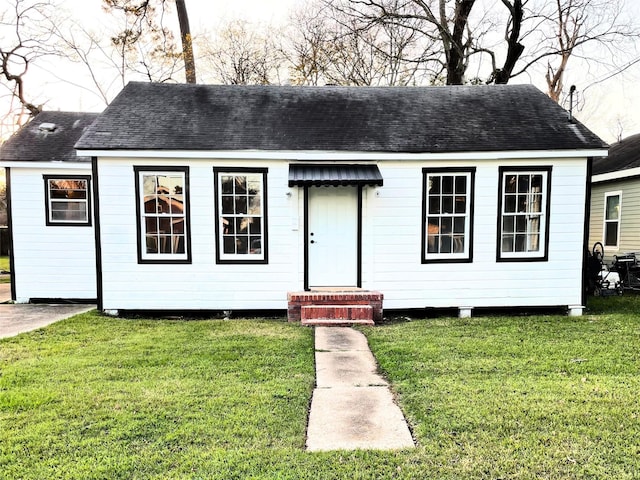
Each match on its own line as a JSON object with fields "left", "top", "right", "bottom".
{"left": 287, "top": 290, "right": 383, "bottom": 326}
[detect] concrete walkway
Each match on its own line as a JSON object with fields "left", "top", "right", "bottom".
{"left": 306, "top": 327, "right": 415, "bottom": 451}
{"left": 0, "top": 284, "right": 95, "bottom": 339}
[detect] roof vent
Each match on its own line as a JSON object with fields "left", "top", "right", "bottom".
{"left": 38, "top": 122, "right": 57, "bottom": 132}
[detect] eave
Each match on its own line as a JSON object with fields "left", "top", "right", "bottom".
{"left": 76, "top": 148, "right": 608, "bottom": 161}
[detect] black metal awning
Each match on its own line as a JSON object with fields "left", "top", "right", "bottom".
{"left": 288, "top": 164, "right": 383, "bottom": 187}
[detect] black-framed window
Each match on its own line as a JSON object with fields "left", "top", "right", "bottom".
{"left": 497, "top": 167, "right": 551, "bottom": 261}
{"left": 603, "top": 191, "right": 621, "bottom": 248}
{"left": 134, "top": 167, "right": 191, "bottom": 264}
{"left": 43, "top": 175, "right": 91, "bottom": 226}
{"left": 422, "top": 168, "right": 475, "bottom": 263}
{"left": 213, "top": 168, "right": 268, "bottom": 264}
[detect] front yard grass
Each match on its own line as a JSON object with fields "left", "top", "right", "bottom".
{"left": 2, "top": 297, "right": 640, "bottom": 479}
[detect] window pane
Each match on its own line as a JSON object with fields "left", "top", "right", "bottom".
{"left": 235, "top": 196, "right": 247, "bottom": 214}
{"left": 144, "top": 196, "right": 157, "bottom": 214}
{"left": 442, "top": 176, "right": 453, "bottom": 194}
{"left": 502, "top": 234, "right": 514, "bottom": 252}
{"left": 217, "top": 172, "right": 265, "bottom": 259}
{"left": 428, "top": 196, "right": 440, "bottom": 214}
{"left": 235, "top": 177, "right": 247, "bottom": 194}
{"left": 222, "top": 196, "right": 234, "bottom": 214}
{"left": 47, "top": 178, "right": 89, "bottom": 224}
{"left": 171, "top": 196, "right": 184, "bottom": 214}
{"left": 223, "top": 236, "right": 235, "bottom": 254}
{"left": 430, "top": 176, "right": 441, "bottom": 194}
{"left": 146, "top": 235, "right": 158, "bottom": 254}
{"left": 158, "top": 217, "right": 171, "bottom": 233}
{"left": 606, "top": 196, "right": 620, "bottom": 220}
{"left": 139, "top": 171, "right": 187, "bottom": 259}
{"left": 221, "top": 176, "right": 234, "bottom": 194}
{"left": 442, "top": 196, "right": 453, "bottom": 213}
{"left": 605, "top": 223, "right": 618, "bottom": 246}
{"left": 503, "top": 216, "right": 514, "bottom": 233}
{"left": 454, "top": 196, "right": 466, "bottom": 214}
{"left": 455, "top": 175, "right": 466, "bottom": 194}
{"left": 249, "top": 218, "right": 261, "bottom": 234}
{"left": 424, "top": 171, "right": 472, "bottom": 259}
{"left": 517, "top": 174, "right": 529, "bottom": 193}
{"left": 453, "top": 235, "right": 464, "bottom": 253}
{"left": 500, "top": 170, "right": 548, "bottom": 258}
{"left": 453, "top": 217, "right": 465, "bottom": 234}
{"left": 441, "top": 217, "right": 452, "bottom": 233}
{"left": 173, "top": 219, "right": 184, "bottom": 234}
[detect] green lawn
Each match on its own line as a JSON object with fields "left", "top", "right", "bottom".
{"left": 0, "top": 255, "right": 9, "bottom": 285}
{"left": 1, "top": 299, "right": 640, "bottom": 479}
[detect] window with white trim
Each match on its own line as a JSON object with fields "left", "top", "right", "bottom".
{"left": 498, "top": 167, "right": 551, "bottom": 261}
{"left": 214, "top": 168, "right": 268, "bottom": 264}
{"left": 44, "top": 175, "right": 91, "bottom": 226}
{"left": 603, "top": 192, "right": 621, "bottom": 248}
{"left": 135, "top": 167, "right": 190, "bottom": 263}
{"left": 422, "top": 168, "right": 474, "bottom": 262}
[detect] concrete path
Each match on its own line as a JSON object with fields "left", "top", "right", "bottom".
{"left": 0, "top": 282, "right": 10, "bottom": 303}
{"left": 0, "top": 301, "right": 95, "bottom": 339}
{"left": 306, "top": 327, "right": 415, "bottom": 451}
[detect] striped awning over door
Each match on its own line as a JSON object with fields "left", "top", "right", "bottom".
{"left": 288, "top": 164, "right": 383, "bottom": 187}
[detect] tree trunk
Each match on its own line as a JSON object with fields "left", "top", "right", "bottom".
{"left": 446, "top": 0, "right": 475, "bottom": 85}
{"left": 175, "top": 0, "right": 196, "bottom": 83}
{"left": 494, "top": 0, "right": 524, "bottom": 84}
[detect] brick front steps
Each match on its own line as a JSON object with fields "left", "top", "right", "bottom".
{"left": 287, "top": 291, "right": 383, "bottom": 326}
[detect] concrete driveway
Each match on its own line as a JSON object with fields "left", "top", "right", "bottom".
{"left": 0, "top": 283, "right": 95, "bottom": 339}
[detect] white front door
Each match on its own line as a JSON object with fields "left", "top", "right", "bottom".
{"left": 308, "top": 186, "right": 358, "bottom": 288}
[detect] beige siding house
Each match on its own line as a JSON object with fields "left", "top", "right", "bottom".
{"left": 590, "top": 134, "right": 640, "bottom": 264}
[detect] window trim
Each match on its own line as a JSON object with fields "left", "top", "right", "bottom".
{"left": 603, "top": 190, "right": 622, "bottom": 249}
{"left": 134, "top": 166, "right": 192, "bottom": 265}
{"left": 213, "top": 167, "right": 269, "bottom": 265}
{"left": 421, "top": 167, "right": 475, "bottom": 264}
{"left": 496, "top": 166, "right": 552, "bottom": 262}
{"left": 43, "top": 175, "right": 92, "bottom": 226}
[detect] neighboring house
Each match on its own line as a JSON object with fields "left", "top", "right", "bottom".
{"left": 589, "top": 133, "right": 640, "bottom": 263}
{"left": 3, "top": 83, "right": 608, "bottom": 318}
{"left": 0, "top": 111, "right": 99, "bottom": 303}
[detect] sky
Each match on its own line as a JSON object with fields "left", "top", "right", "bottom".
{"left": 6, "top": 0, "right": 640, "bottom": 144}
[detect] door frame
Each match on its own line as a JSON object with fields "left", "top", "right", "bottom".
{"left": 303, "top": 185, "right": 363, "bottom": 291}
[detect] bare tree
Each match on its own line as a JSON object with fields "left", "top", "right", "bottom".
{"left": 0, "top": 0, "right": 57, "bottom": 124}
{"left": 284, "top": 0, "right": 428, "bottom": 86}
{"left": 325, "top": 0, "right": 526, "bottom": 85}
{"left": 518, "top": 0, "right": 640, "bottom": 102}
{"left": 102, "top": 0, "right": 196, "bottom": 83}
{"left": 198, "top": 20, "right": 283, "bottom": 85}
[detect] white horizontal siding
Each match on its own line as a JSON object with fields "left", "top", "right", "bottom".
{"left": 364, "top": 159, "right": 587, "bottom": 309}
{"left": 98, "top": 158, "right": 300, "bottom": 311}
{"left": 97, "top": 156, "right": 588, "bottom": 312}
{"left": 9, "top": 168, "right": 96, "bottom": 301}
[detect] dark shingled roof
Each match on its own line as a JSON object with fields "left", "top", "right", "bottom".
{"left": 1, "top": 111, "right": 99, "bottom": 163}
{"left": 75, "top": 82, "right": 607, "bottom": 153}
{"left": 592, "top": 133, "right": 640, "bottom": 176}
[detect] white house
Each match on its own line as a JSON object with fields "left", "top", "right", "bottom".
{"left": 0, "top": 111, "right": 98, "bottom": 303}
{"left": 3, "top": 83, "right": 608, "bottom": 319}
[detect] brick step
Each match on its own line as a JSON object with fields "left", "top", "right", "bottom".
{"left": 301, "top": 304, "right": 374, "bottom": 326}
{"left": 288, "top": 290, "right": 383, "bottom": 324}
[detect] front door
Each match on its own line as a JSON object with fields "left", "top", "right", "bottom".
{"left": 307, "top": 186, "right": 359, "bottom": 288}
